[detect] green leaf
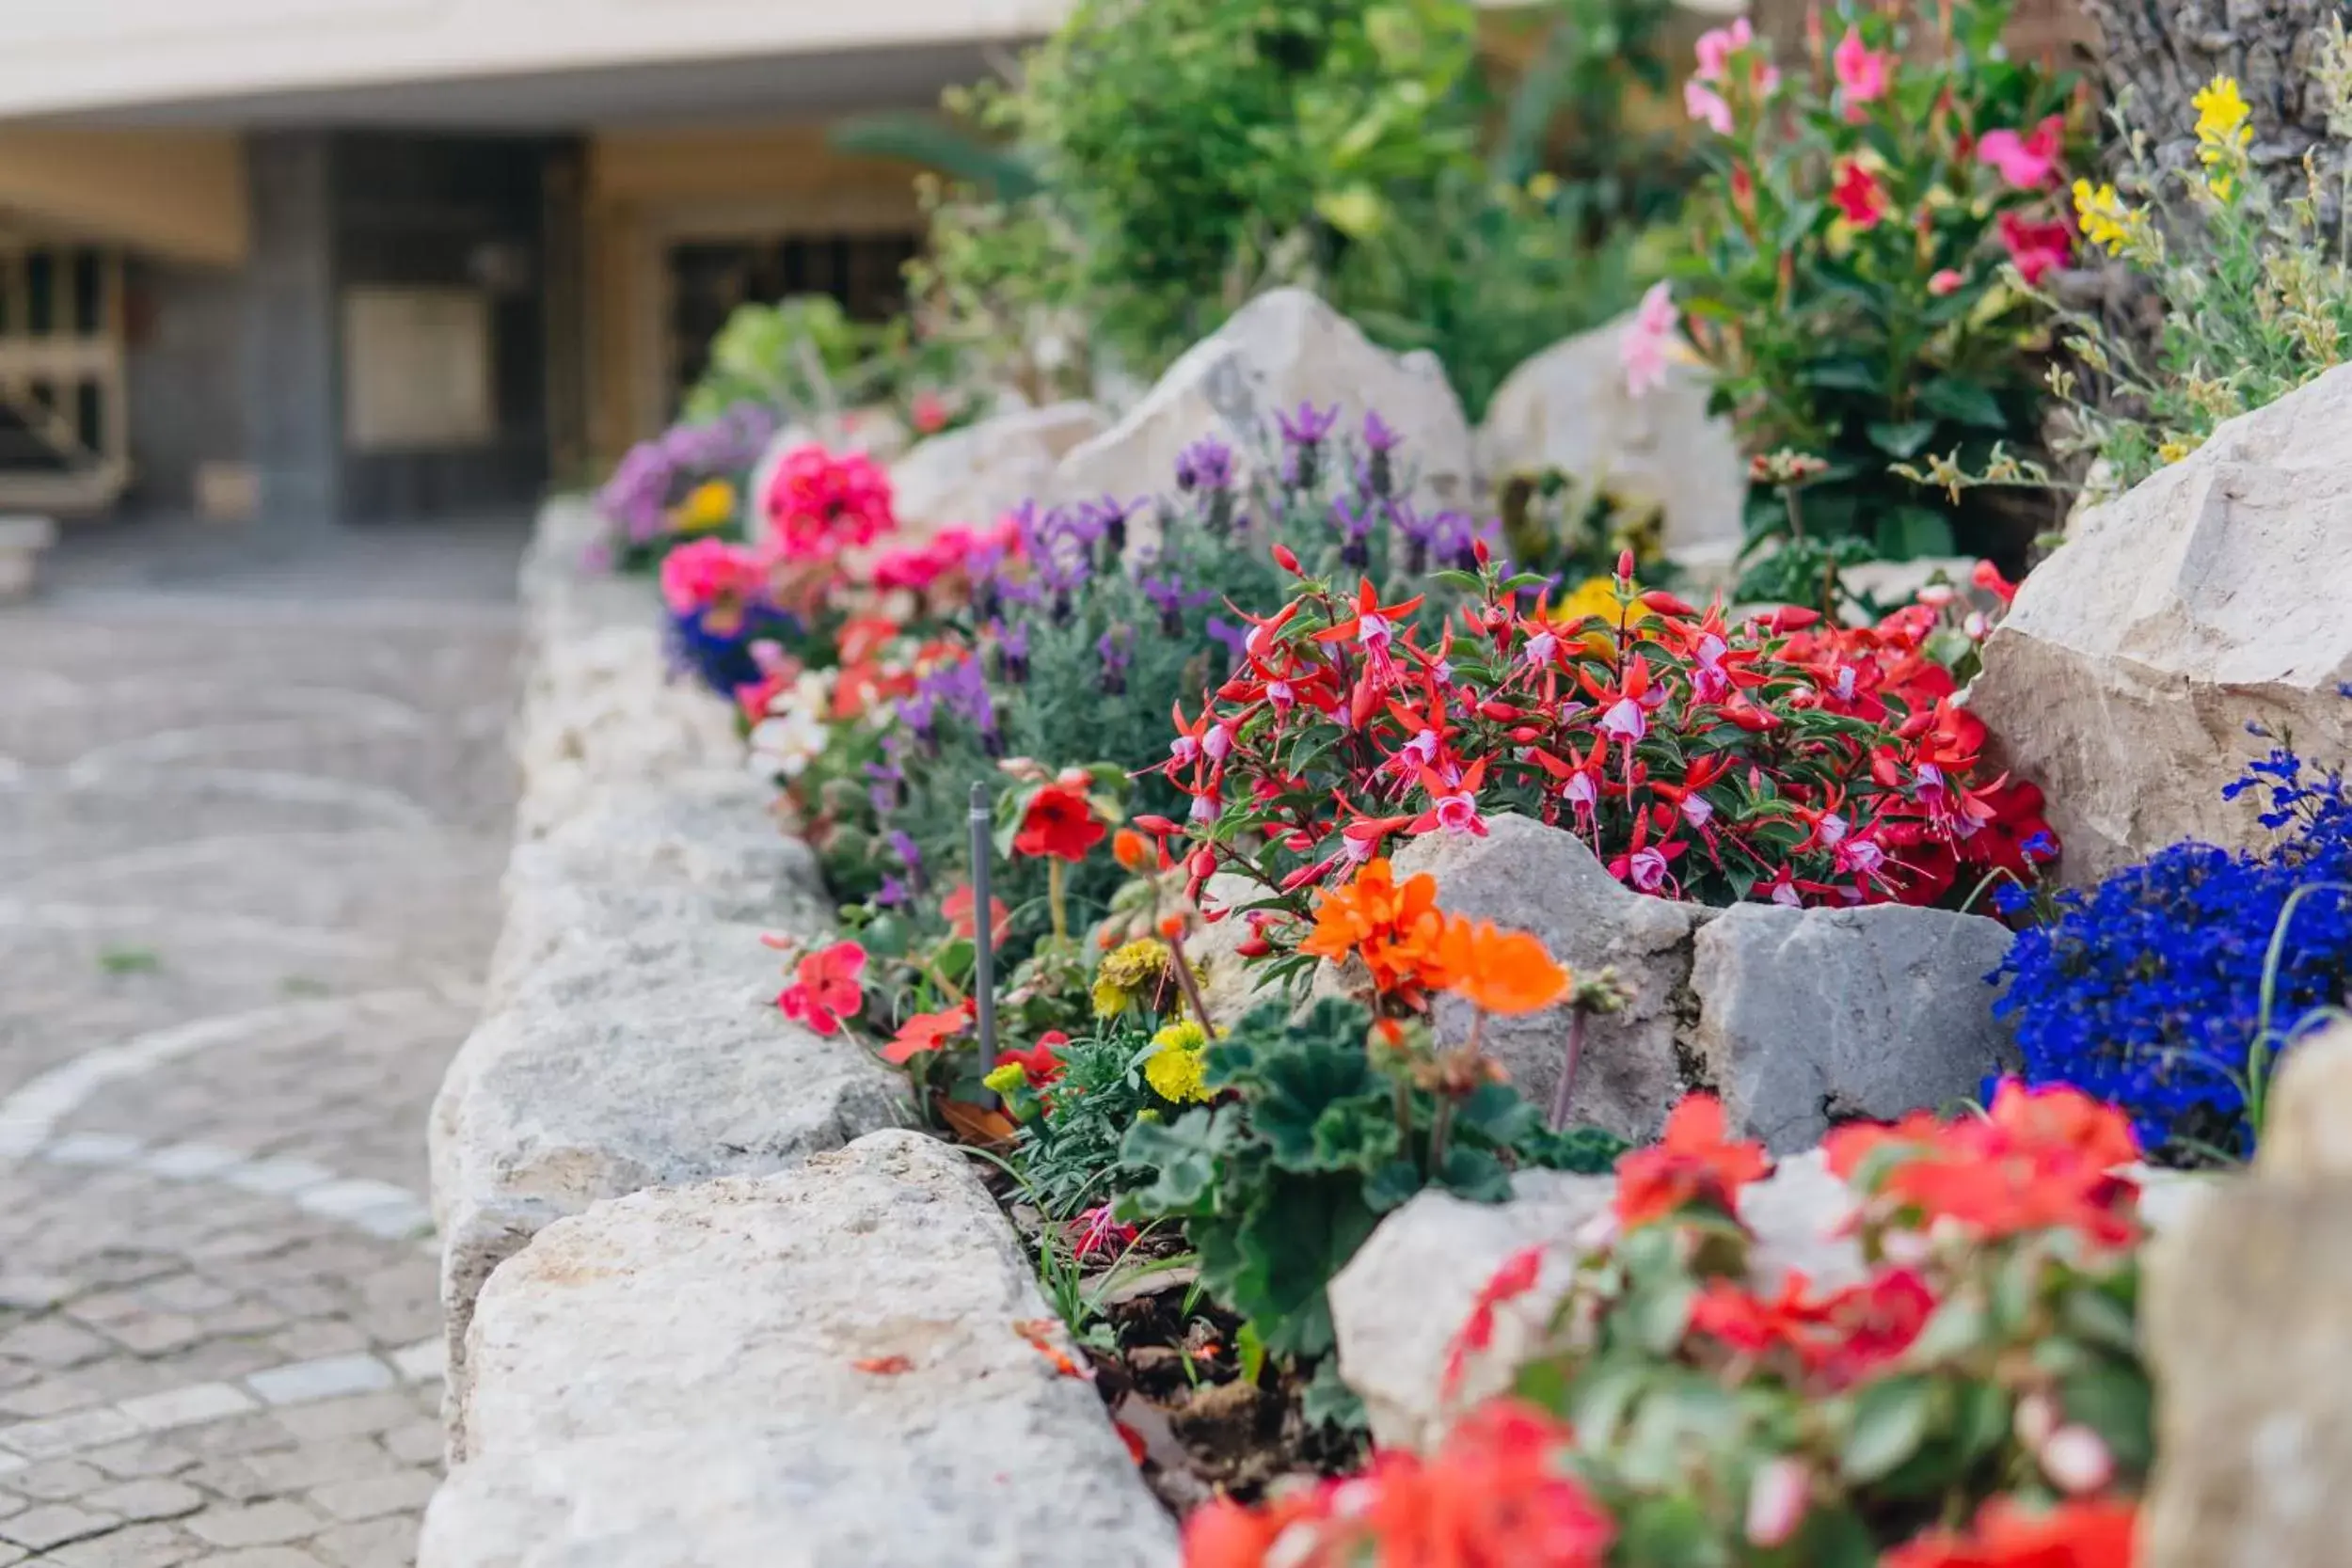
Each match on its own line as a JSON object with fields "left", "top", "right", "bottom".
{"left": 1792, "top": 1504, "right": 1881, "bottom": 1568}
{"left": 2059, "top": 1364, "right": 2154, "bottom": 1474}
{"left": 1839, "top": 1376, "right": 1934, "bottom": 1483}
{"left": 1432, "top": 1146, "right": 1514, "bottom": 1202}
{"left": 1301, "top": 1354, "right": 1369, "bottom": 1433}
{"left": 2059, "top": 1283, "right": 2141, "bottom": 1357}
{"left": 1917, "top": 376, "right": 2009, "bottom": 429}
{"left": 1952, "top": 1381, "right": 2012, "bottom": 1461}
{"left": 1310, "top": 1097, "right": 1403, "bottom": 1172}
{"left": 1363, "top": 1158, "right": 1425, "bottom": 1213}
{"left": 1117, "top": 1108, "right": 1235, "bottom": 1214}
{"left": 1255, "top": 1041, "right": 1382, "bottom": 1171}
{"left": 1801, "top": 359, "right": 1882, "bottom": 394}
{"left": 1451, "top": 1081, "right": 1543, "bottom": 1148}
{"left": 1865, "top": 419, "right": 1939, "bottom": 459}
{"left": 1875, "top": 507, "right": 1956, "bottom": 561}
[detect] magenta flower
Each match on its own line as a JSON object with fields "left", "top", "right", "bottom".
{"left": 1620, "top": 282, "right": 1680, "bottom": 399}
{"left": 1833, "top": 28, "right": 1893, "bottom": 119}
{"left": 1977, "top": 115, "right": 2066, "bottom": 190}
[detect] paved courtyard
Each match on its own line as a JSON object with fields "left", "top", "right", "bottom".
{"left": 0, "top": 518, "right": 524, "bottom": 1566}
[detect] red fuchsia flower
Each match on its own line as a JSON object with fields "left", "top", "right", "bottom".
{"left": 1069, "top": 1203, "right": 1138, "bottom": 1261}
{"left": 942, "top": 883, "right": 1010, "bottom": 946}
{"left": 1997, "top": 211, "right": 2074, "bottom": 285}
{"left": 774, "top": 940, "right": 866, "bottom": 1036}
{"left": 1930, "top": 267, "right": 1965, "bottom": 295}
{"left": 1620, "top": 281, "right": 1680, "bottom": 398}
{"left": 1831, "top": 160, "right": 1889, "bottom": 229}
{"left": 881, "top": 999, "right": 974, "bottom": 1065}
{"left": 1972, "top": 558, "right": 2021, "bottom": 606}
{"left": 1408, "top": 758, "right": 1492, "bottom": 838}
{"left": 659, "top": 537, "right": 767, "bottom": 621}
{"left": 1880, "top": 1497, "right": 2138, "bottom": 1568}
{"left": 764, "top": 444, "right": 896, "bottom": 562}
{"left": 1833, "top": 27, "right": 1894, "bottom": 119}
{"left": 1614, "top": 1092, "right": 1771, "bottom": 1230}
{"left": 1313, "top": 579, "right": 1425, "bottom": 690}
{"left": 1014, "top": 782, "right": 1107, "bottom": 863}
{"left": 1976, "top": 114, "right": 2067, "bottom": 190}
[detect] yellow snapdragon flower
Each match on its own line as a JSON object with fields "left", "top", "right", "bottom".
{"left": 2193, "top": 74, "right": 2252, "bottom": 198}
{"left": 2071, "top": 181, "right": 2141, "bottom": 257}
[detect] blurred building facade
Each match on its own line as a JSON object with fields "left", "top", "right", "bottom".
{"left": 0, "top": 0, "right": 1059, "bottom": 525}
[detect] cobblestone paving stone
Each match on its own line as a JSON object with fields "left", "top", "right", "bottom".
{"left": 0, "top": 562, "right": 519, "bottom": 1567}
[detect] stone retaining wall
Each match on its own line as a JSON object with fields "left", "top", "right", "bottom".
{"left": 421, "top": 500, "right": 1176, "bottom": 1565}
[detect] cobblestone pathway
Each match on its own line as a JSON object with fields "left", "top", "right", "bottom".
{"left": 0, "top": 568, "right": 518, "bottom": 1567}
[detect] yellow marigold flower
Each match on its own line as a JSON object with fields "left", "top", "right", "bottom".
{"left": 2071, "top": 180, "right": 2139, "bottom": 257}
{"left": 672, "top": 479, "right": 737, "bottom": 533}
{"left": 1144, "top": 1019, "right": 1218, "bottom": 1104}
{"left": 981, "top": 1062, "right": 1027, "bottom": 1096}
{"left": 1090, "top": 938, "right": 1171, "bottom": 1018}
{"left": 2194, "top": 74, "right": 2252, "bottom": 197}
{"left": 1549, "top": 575, "right": 1631, "bottom": 626}
{"left": 2155, "top": 435, "right": 2200, "bottom": 466}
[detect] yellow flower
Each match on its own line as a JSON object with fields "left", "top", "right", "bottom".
{"left": 1527, "top": 171, "right": 1561, "bottom": 203}
{"left": 1090, "top": 938, "right": 1171, "bottom": 1019}
{"left": 2194, "top": 74, "right": 2252, "bottom": 197}
{"left": 1144, "top": 1019, "right": 1218, "bottom": 1104}
{"left": 1548, "top": 575, "right": 1633, "bottom": 627}
{"left": 2071, "top": 180, "right": 2140, "bottom": 257}
{"left": 672, "top": 479, "right": 738, "bottom": 534}
{"left": 981, "top": 1062, "right": 1027, "bottom": 1096}
{"left": 2155, "top": 435, "right": 2200, "bottom": 466}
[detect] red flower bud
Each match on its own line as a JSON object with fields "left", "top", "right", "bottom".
{"left": 1271, "top": 544, "right": 1301, "bottom": 575}
{"left": 1765, "top": 606, "right": 1822, "bottom": 631}
{"left": 1640, "top": 591, "right": 1699, "bottom": 616}
{"left": 1187, "top": 848, "right": 1217, "bottom": 880}
{"left": 1615, "top": 548, "right": 1636, "bottom": 583}
{"left": 1508, "top": 726, "right": 1545, "bottom": 743}
{"left": 1473, "top": 537, "right": 1490, "bottom": 565}
{"left": 1477, "top": 700, "right": 1519, "bottom": 722}
{"left": 1284, "top": 831, "right": 1316, "bottom": 852}
{"left": 1235, "top": 935, "right": 1272, "bottom": 958}
{"left": 1132, "top": 815, "right": 1181, "bottom": 835}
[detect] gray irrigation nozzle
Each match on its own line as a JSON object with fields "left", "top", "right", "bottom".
{"left": 968, "top": 781, "right": 999, "bottom": 1089}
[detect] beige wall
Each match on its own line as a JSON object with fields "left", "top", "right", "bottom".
{"left": 0, "top": 129, "right": 247, "bottom": 264}
{"left": 583, "top": 122, "right": 924, "bottom": 468}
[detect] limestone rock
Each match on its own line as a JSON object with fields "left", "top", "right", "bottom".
{"left": 1689, "top": 902, "right": 2016, "bottom": 1153}
{"left": 1330, "top": 1153, "right": 1862, "bottom": 1450}
{"left": 889, "top": 402, "right": 1107, "bottom": 535}
{"left": 2252, "top": 1018, "right": 2352, "bottom": 1180}
{"left": 1393, "top": 815, "right": 1700, "bottom": 1141}
{"left": 424, "top": 1132, "right": 1177, "bottom": 1567}
{"left": 1475, "top": 314, "right": 1747, "bottom": 553}
{"left": 1043, "top": 288, "right": 1474, "bottom": 515}
{"left": 2142, "top": 1172, "right": 2352, "bottom": 1568}
{"left": 1972, "top": 365, "right": 2352, "bottom": 882}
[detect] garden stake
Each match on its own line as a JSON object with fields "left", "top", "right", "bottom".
{"left": 968, "top": 782, "right": 999, "bottom": 1090}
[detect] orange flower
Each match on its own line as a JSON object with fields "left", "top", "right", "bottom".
{"left": 1613, "top": 1093, "right": 1772, "bottom": 1229}
{"left": 942, "top": 883, "right": 1010, "bottom": 946}
{"left": 1112, "top": 828, "right": 1153, "bottom": 872}
{"left": 1299, "top": 858, "right": 1454, "bottom": 1003}
{"left": 1438, "top": 917, "right": 1570, "bottom": 1015}
{"left": 881, "top": 1000, "right": 974, "bottom": 1065}
{"left": 1882, "top": 1496, "right": 2137, "bottom": 1568}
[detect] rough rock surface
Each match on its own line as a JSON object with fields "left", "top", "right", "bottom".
{"left": 1689, "top": 903, "right": 2016, "bottom": 1152}
{"left": 1475, "top": 313, "right": 1747, "bottom": 553}
{"left": 1393, "top": 815, "right": 1701, "bottom": 1141}
{"left": 2249, "top": 1019, "right": 2352, "bottom": 1180}
{"left": 890, "top": 401, "right": 1107, "bottom": 533}
{"left": 429, "top": 501, "right": 907, "bottom": 1409}
{"left": 1044, "top": 288, "right": 1475, "bottom": 515}
{"left": 1331, "top": 1153, "right": 1861, "bottom": 1449}
{"left": 2142, "top": 1174, "right": 2352, "bottom": 1568}
{"left": 424, "top": 1132, "right": 1177, "bottom": 1567}
{"left": 1972, "top": 364, "right": 2352, "bottom": 881}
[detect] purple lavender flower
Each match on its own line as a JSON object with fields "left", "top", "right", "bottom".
{"left": 1361, "top": 410, "right": 1404, "bottom": 499}
{"left": 993, "top": 620, "right": 1032, "bottom": 685}
{"left": 1097, "top": 626, "right": 1135, "bottom": 697}
{"left": 876, "top": 875, "right": 913, "bottom": 909}
{"left": 1140, "top": 572, "right": 1216, "bottom": 637}
{"left": 864, "top": 758, "right": 904, "bottom": 816}
{"left": 1390, "top": 500, "right": 1439, "bottom": 576}
{"left": 885, "top": 830, "right": 923, "bottom": 870}
{"left": 1174, "top": 436, "right": 1236, "bottom": 493}
{"left": 1332, "top": 498, "right": 1374, "bottom": 570}
{"left": 1277, "top": 402, "right": 1342, "bottom": 446}
{"left": 1206, "top": 616, "right": 1252, "bottom": 672}
{"left": 1360, "top": 410, "right": 1402, "bottom": 452}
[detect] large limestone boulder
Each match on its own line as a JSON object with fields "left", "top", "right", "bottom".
{"left": 1393, "top": 815, "right": 1702, "bottom": 1142}
{"left": 1476, "top": 313, "right": 1748, "bottom": 554}
{"left": 1042, "top": 288, "right": 1475, "bottom": 513}
{"left": 425, "top": 1132, "right": 1177, "bottom": 1566}
{"left": 1331, "top": 1152, "right": 1860, "bottom": 1449}
{"left": 889, "top": 401, "right": 1106, "bottom": 535}
{"left": 1689, "top": 903, "right": 2016, "bottom": 1153}
{"left": 1972, "top": 365, "right": 2352, "bottom": 882}
{"left": 2251, "top": 1019, "right": 2352, "bottom": 1180}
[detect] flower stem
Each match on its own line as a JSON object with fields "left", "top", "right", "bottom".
{"left": 1549, "top": 1006, "right": 1590, "bottom": 1132}
{"left": 1164, "top": 925, "right": 1216, "bottom": 1032}
{"left": 1048, "top": 859, "right": 1069, "bottom": 944}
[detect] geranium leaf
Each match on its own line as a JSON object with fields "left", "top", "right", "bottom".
{"left": 1839, "top": 1375, "right": 1934, "bottom": 1483}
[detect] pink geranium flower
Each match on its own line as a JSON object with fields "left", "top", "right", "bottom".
{"left": 658, "top": 536, "right": 765, "bottom": 617}
{"left": 763, "top": 445, "right": 897, "bottom": 562}
{"left": 1977, "top": 115, "right": 2066, "bottom": 190}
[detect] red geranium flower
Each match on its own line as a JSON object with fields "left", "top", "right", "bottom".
{"left": 881, "top": 1000, "right": 974, "bottom": 1065}
{"left": 998, "top": 1030, "right": 1069, "bottom": 1087}
{"left": 1614, "top": 1093, "right": 1772, "bottom": 1229}
{"left": 776, "top": 940, "right": 866, "bottom": 1036}
{"left": 942, "top": 883, "right": 1011, "bottom": 945}
{"left": 1882, "top": 1496, "right": 2137, "bottom": 1568}
{"left": 1014, "top": 783, "right": 1107, "bottom": 863}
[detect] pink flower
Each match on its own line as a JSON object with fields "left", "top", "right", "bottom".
{"left": 1599, "top": 696, "right": 1648, "bottom": 745}
{"left": 1929, "top": 268, "right": 1965, "bottom": 296}
{"left": 1685, "top": 79, "right": 1734, "bottom": 135}
{"left": 659, "top": 537, "right": 765, "bottom": 616}
{"left": 2040, "top": 1426, "right": 2115, "bottom": 1496}
{"left": 1626, "top": 846, "right": 1672, "bottom": 893}
{"left": 763, "top": 444, "right": 897, "bottom": 562}
{"left": 1977, "top": 115, "right": 2066, "bottom": 190}
{"left": 1833, "top": 29, "right": 1893, "bottom": 119}
{"left": 1692, "top": 17, "right": 1754, "bottom": 81}
{"left": 1745, "top": 1458, "right": 1811, "bottom": 1548}
{"left": 774, "top": 940, "right": 866, "bottom": 1037}
{"left": 1620, "top": 281, "right": 1679, "bottom": 399}
{"left": 1431, "top": 791, "right": 1487, "bottom": 836}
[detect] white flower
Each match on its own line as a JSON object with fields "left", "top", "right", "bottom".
{"left": 748, "top": 708, "right": 831, "bottom": 781}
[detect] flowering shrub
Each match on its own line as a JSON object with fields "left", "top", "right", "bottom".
{"left": 2044, "top": 53, "right": 2352, "bottom": 492}
{"left": 1667, "top": 0, "right": 2080, "bottom": 572}
{"left": 1994, "top": 717, "right": 2352, "bottom": 1161}
{"left": 1156, "top": 549, "right": 2054, "bottom": 924}
{"left": 1186, "top": 1082, "right": 2151, "bottom": 1566}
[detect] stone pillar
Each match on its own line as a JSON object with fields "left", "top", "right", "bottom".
{"left": 241, "top": 132, "right": 342, "bottom": 529}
